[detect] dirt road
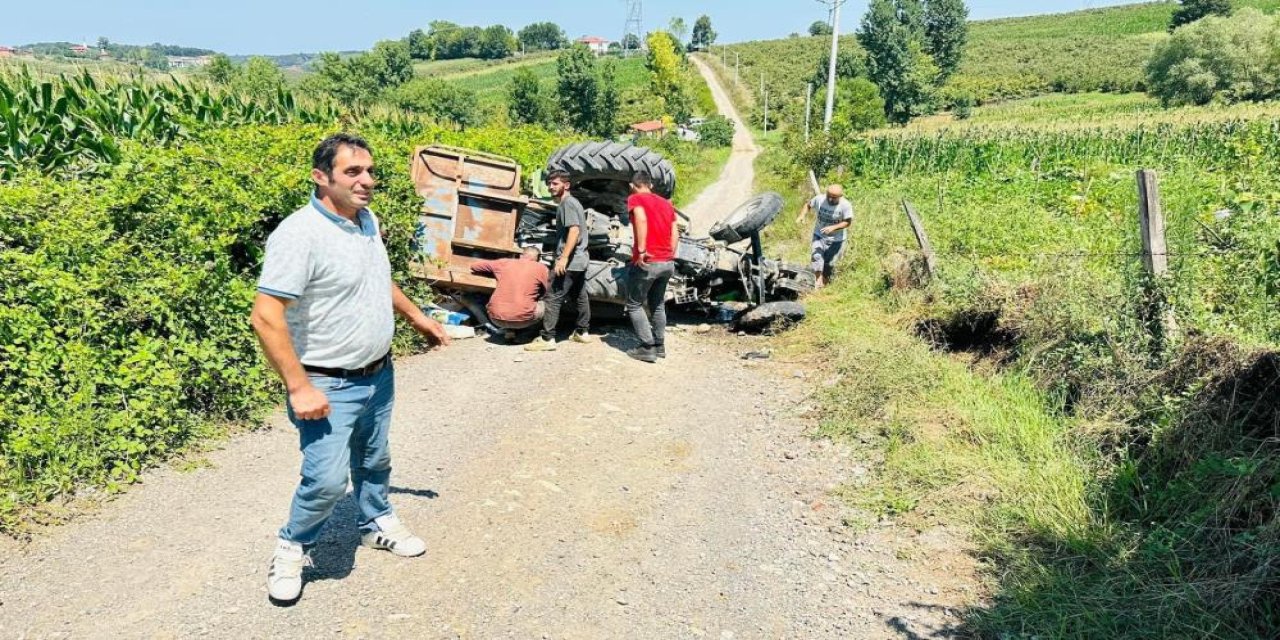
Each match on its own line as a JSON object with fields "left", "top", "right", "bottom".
{"left": 682, "top": 56, "right": 760, "bottom": 237}
{"left": 0, "top": 57, "right": 975, "bottom": 640}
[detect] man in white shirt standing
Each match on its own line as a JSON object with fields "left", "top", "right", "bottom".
{"left": 796, "top": 184, "right": 854, "bottom": 288}
{"left": 250, "top": 133, "right": 450, "bottom": 605}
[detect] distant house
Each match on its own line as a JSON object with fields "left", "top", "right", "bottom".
{"left": 0, "top": 46, "right": 14, "bottom": 59}
{"left": 576, "top": 36, "right": 612, "bottom": 56}
{"left": 70, "top": 44, "right": 90, "bottom": 54}
{"left": 629, "top": 120, "right": 667, "bottom": 139}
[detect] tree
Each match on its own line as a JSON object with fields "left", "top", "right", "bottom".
{"left": 407, "top": 29, "right": 432, "bottom": 59}
{"left": 669, "top": 18, "right": 689, "bottom": 46}
{"left": 621, "top": 33, "right": 643, "bottom": 51}
{"left": 96, "top": 36, "right": 111, "bottom": 51}
{"left": 371, "top": 40, "right": 414, "bottom": 88}
{"left": 836, "top": 78, "right": 889, "bottom": 133}
{"left": 306, "top": 52, "right": 383, "bottom": 104}
{"left": 428, "top": 21, "right": 484, "bottom": 59}
{"left": 811, "top": 48, "right": 867, "bottom": 86}
{"left": 859, "top": 0, "right": 937, "bottom": 123}
{"left": 557, "top": 45, "right": 601, "bottom": 132}
{"left": 518, "top": 22, "right": 568, "bottom": 51}
{"left": 646, "top": 31, "right": 683, "bottom": 97}
{"left": 691, "top": 15, "right": 717, "bottom": 50}
{"left": 508, "top": 67, "right": 550, "bottom": 125}
{"left": 1171, "top": 0, "right": 1233, "bottom": 31}
{"left": 898, "top": 0, "right": 926, "bottom": 39}
{"left": 388, "top": 78, "right": 481, "bottom": 128}
{"left": 817, "top": 77, "right": 887, "bottom": 134}
{"left": 923, "top": 0, "right": 968, "bottom": 81}
{"left": 596, "top": 58, "right": 621, "bottom": 136}
{"left": 204, "top": 53, "right": 237, "bottom": 84}
{"left": 478, "top": 25, "right": 516, "bottom": 59}
{"left": 233, "top": 56, "right": 286, "bottom": 99}
{"left": 809, "top": 20, "right": 834, "bottom": 37}
{"left": 697, "top": 115, "right": 734, "bottom": 147}
{"left": 1147, "top": 8, "right": 1278, "bottom": 105}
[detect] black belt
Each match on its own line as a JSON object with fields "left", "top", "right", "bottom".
{"left": 303, "top": 352, "right": 391, "bottom": 379}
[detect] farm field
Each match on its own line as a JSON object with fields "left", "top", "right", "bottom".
{"left": 448, "top": 54, "right": 651, "bottom": 113}
{"left": 714, "top": 0, "right": 1280, "bottom": 129}
{"left": 903, "top": 91, "right": 1280, "bottom": 131}
{"left": 412, "top": 51, "right": 558, "bottom": 79}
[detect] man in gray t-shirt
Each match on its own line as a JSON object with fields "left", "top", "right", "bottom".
{"left": 526, "top": 169, "right": 593, "bottom": 351}
{"left": 251, "top": 133, "right": 450, "bottom": 604}
{"left": 796, "top": 183, "right": 854, "bottom": 287}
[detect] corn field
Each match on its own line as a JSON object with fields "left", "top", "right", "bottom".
{"left": 0, "top": 67, "right": 340, "bottom": 178}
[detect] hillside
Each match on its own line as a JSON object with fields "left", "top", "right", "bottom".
{"left": 715, "top": 0, "right": 1280, "bottom": 123}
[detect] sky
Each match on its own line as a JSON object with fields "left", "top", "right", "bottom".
{"left": 3, "top": 0, "right": 1143, "bottom": 55}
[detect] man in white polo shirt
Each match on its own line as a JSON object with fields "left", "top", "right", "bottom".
{"left": 250, "top": 133, "right": 450, "bottom": 605}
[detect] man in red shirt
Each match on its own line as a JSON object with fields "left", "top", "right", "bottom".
{"left": 624, "top": 171, "right": 679, "bottom": 363}
{"left": 471, "top": 246, "right": 550, "bottom": 341}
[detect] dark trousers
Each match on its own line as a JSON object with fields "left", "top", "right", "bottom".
{"left": 625, "top": 261, "right": 675, "bottom": 348}
{"left": 542, "top": 269, "right": 590, "bottom": 340}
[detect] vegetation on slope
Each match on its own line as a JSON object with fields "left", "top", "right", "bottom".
{"left": 758, "top": 87, "right": 1280, "bottom": 635}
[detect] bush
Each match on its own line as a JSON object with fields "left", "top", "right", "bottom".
{"left": 1146, "top": 9, "right": 1280, "bottom": 106}
{"left": 387, "top": 78, "right": 483, "bottom": 129}
{"left": 697, "top": 115, "right": 734, "bottom": 147}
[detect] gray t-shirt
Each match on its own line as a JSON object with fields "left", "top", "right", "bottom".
{"left": 556, "top": 194, "right": 590, "bottom": 271}
{"left": 809, "top": 195, "right": 854, "bottom": 242}
{"left": 257, "top": 197, "right": 394, "bottom": 370}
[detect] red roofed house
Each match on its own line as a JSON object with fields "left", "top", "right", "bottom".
{"left": 70, "top": 44, "right": 90, "bottom": 54}
{"left": 0, "top": 46, "right": 14, "bottom": 59}
{"left": 629, "top": 120, "right": 667, "bottom": 139}
{"left": 576, "top": 36, "right": 611, "bottom": 56}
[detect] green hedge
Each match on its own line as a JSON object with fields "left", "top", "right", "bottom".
{"left": 0, "top": 122, "right": 572, "bottom": 530}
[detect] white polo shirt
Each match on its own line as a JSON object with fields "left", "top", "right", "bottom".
{"left": 257, "top": 195, "right": 394, "bottom": 370}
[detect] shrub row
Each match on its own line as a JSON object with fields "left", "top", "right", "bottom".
{"left": 0, "top": 122, "right": 572, "bottom": 531}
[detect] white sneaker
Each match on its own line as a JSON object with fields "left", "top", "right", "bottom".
{"left": 267, "top": 538, "right": 310, "bottom": 603}
{"left": 524, "top": 337, "right": 557, "bottom": 352}
{"left": 361, "top": 513, "right": 427, "bottom": 557}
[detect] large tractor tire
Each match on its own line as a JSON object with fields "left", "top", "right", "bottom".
{"left": 546, "top": 141, "right": 677, "bottom": 201}
{"left": 732, "top": 301, "right": 807, "bottom": 333}
{"left": 709, "top": 192, "right": 785, "bottom": 244}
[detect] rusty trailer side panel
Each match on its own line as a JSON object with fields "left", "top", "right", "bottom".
{"left": 410, "top": 146, "right": 528, "bottom": 292}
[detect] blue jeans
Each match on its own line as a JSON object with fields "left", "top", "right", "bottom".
{"left": 278, "top": 364, "right": 395, "bottom": 545}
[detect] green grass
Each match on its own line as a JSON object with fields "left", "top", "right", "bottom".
{"left": 756, "top": 81, "right": 1280, "bottom": 634}
{"left": 412, "top": 52, "right": 557, "bottom": 79}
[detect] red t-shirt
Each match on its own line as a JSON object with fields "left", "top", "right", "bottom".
{"left": 626, "top": 192, "right": 677, "bottom": 263}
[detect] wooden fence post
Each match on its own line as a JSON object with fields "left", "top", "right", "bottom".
{"left": 1136, "top": 169, "right": 1179, "bottom": 344}
{"left": 901, "top": 200, "right": 937, "bottom": 278}
{"left": 808, "top": 170, "right": 821, "bottom": 197}
{"left": 1137, "top": 169, "right": 1169, "bottom": 278}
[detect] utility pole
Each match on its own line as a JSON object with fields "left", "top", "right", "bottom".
{"left": 805, "top": 82, "right": 813, "bottom": 142}
{"left": 734, "top": 51, "right": 739, "bottom": 86}
{"left": 760, "top": 72, "right": 764, "bottom": 100}
{"left": 763, "top": 90, "right": 769, "bottom": 133}
{"left": 818, "top": 0, "right": 845, "bottom": 133}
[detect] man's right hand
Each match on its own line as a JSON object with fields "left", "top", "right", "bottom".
{"left": 289, "top": 383, "right": 331, "bottom": 420}
{"left": 554, "top": 258, "right": 568, "bottom": 276}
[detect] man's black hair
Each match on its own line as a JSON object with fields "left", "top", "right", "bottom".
{"left": 631, "top": 171, "right": 654, "bottom": 188}
{"left": 545, "top": 169, "right": 571, "bottom": 185}
{"left": 312, "top": 133, "right": 373, "bottom": 177}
